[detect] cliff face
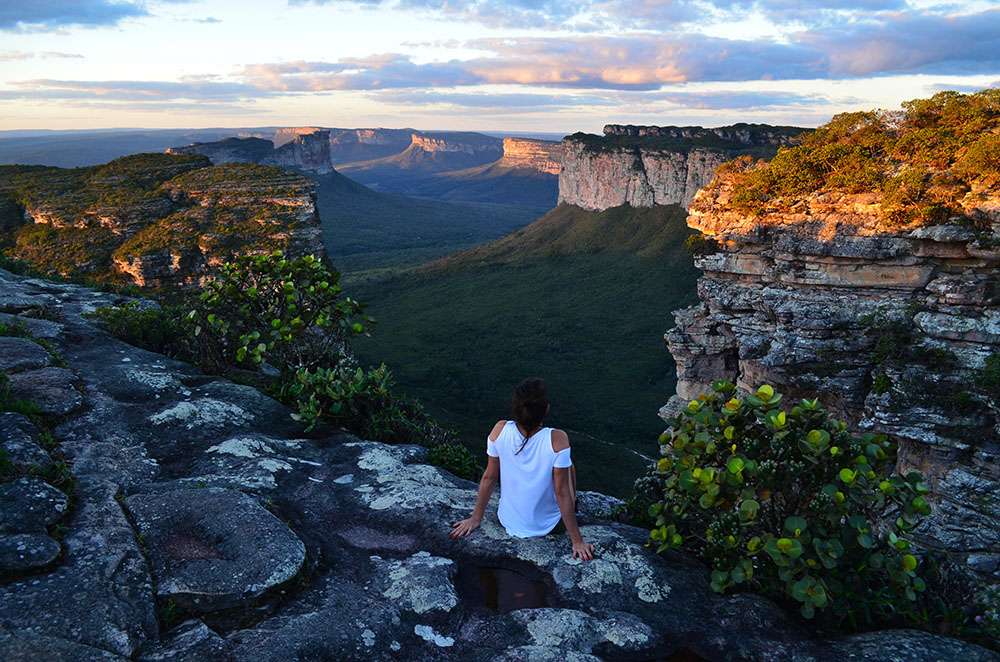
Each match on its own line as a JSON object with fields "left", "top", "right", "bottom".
{"left": 558, "top": 123, "right": 802, "bottom": 211}
{"left": 170, "top": 130, "right": 333, "bottom": 175}
{"left": 267, "top": 129, "right": 333, "bottom": 174}
{"left": 0, "top": 155, "right": 324, "bottom": 288}
{"left": 499, "top": 137, "right": 563, "bottom": 174}
{"left": 328, "top": 127, "right": 412, "bottom": 163}
{"left": 0, "top": 269, "right": 991, "bottom": 661}
{"left": 665, "top": 124, "right": 1000, "bottom": 580}
{"left": 409, "top": 132, "right": 502, "bottom": 157}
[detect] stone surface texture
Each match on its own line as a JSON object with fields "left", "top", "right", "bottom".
{"left": 665, "top": 171, "right": 1000, "bottom": 582}
{"left": 0, "top": 267, "right": 995, "bottom": 661}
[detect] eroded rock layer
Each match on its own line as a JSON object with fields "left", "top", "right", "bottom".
{"left": 558, "top": 123, "right": 803, "bottom": 211}
{"left": 0, "top": 269, "right": 991, "bottom": 660}
{"left": 0, "top": 155, "right": 324, "bottom": 288}
{"left": 666, "top": 180, "right": 1000, "bottom": 580}
{"left": 169, "top": 129, "right": 334, "bottom": 174}
{"left": 499, "top": 138, "right": 563, "bottom": 175}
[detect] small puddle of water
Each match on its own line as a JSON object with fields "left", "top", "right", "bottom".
{"left": 456, "top": 563, "right": 550, "bottom": 612}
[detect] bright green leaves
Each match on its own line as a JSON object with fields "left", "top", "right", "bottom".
{"left": 647, "top": 380, "right": 933, "bottom": 628}
{"left": 727, "top": 456, "right": 745, "bottom": 475}
{"left": 739, "top": 499, "right": 760, "bottom": 522}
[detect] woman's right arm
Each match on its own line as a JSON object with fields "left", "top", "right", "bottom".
{"left": 450, "top": 420, "right": 505, "bottom": 539}
{"left": 450, "top": 456, "right": 499, "bottom": 538}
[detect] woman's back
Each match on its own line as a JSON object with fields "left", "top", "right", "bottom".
{"left": 489, "top": 420, "right": 571, "bottom": 537}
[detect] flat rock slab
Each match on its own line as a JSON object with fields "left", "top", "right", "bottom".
{"left": 7, "top": 367, "right": 82, "bottom": 416}
{"left": 0, "top": 631, "right": 127, "bottom": 661}
{"left": 137, "top": 619, "right": 232, "bottom": 661}
{"left": 0, "top": 337, "right": 51, "bottom": 372}
{"left": 0, "top": 477, "right": 69, "bottom": 533}
{"left": 370, "top": 551, "right": 458, "bottom": 614}
{"left": 124, "top": 487, "right": 306, "bottom": 613}
{"left": 0, "top": 532, "right": 61, "bottom": 573}
{"left": 0, "top": 312, "right": 64, "bottom": 340}
{"left": 0, "top": 412, "right": 51, "bottom": 470}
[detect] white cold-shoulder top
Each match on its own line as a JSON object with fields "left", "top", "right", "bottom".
{"left": 487, "top": 421, "right": 572, "bottom": 537}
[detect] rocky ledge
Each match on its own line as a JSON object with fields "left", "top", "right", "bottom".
{"left": 0, "top": 269, "right": 995, "bottom": 661}
{"left": 667, "top": 177, "right": 1000, "bottom": 583}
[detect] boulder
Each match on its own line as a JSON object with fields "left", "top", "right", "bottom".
{"left": 0, "top": 532, "right": 61, "bottom": 572}
{"left": 124, "top": 487, "right": 306, "bottom": 613}
{"left": 0, "top": 337, "right": 51, "bottom": 372}
{"left": 0, "top": 477, "right": 69, "bottom": 533}
{"left": 7, "top": 367, "right": 82, "bottom": 416}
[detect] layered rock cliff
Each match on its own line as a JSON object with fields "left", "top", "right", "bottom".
{"left": 0, "top": 269, "right": 993, "bottom": 661}
{"left": 499, "top": 137, "right": 563, "bottom": 175}
{"left": 169, "top": 129, "right": 333, "bottom": 175}
{"left": 558, "top": 123, "right": 803, "bottom": 211}
{"left": 328, "top": 128, "right": 413, "bottom": 163}
{"left": 0, "top": 154, "right": 324, "bottom": 288}
{"left": 664, "top": 90, "right": 1000, "bottom": 582}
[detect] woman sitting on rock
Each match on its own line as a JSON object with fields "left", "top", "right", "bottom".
{"left": 449, "top": 378, "right": 595, "bottom": 560}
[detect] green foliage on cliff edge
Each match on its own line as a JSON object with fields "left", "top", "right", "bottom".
{"left": 648, "top": 381, "right": 934, "bottom": 628}
{"left": 718, "top": 89, "right": 999, "bottom": 228}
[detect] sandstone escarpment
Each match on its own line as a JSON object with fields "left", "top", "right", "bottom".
{"left": 666, "top": 172, "right": 1000, "bottom": 583}
{"left": 409, "top": 132, "right": 502, "bottom": 157}
{"left": 169, "top": 129, "right": 333, "bottom": 175}
{"left": 0, "top": 155, "right": 325, "bottom": 288}
{"left": 558, "top": 123, "right": 803, "bottom": 211}
{"left": 328, "top": 128, "right": 413, "bottom": 163}
{"left": 0, "top": 269, "right": 993, "bottom": 661}
{"left": 499, "top": 137, "right": 563, "bottom": 175}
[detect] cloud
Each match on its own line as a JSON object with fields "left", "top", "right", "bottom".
{"left": 0, "top": 0, "right": 194, "bottom": 32}
{"left": 0, "top": 0, "right": 146, "bottom": 31}
{"left": 372, "top": 90, "right": 616, "bottom": 109}
{"left": 0, "top": 51, "right": 84, "bottom": 61}
{"left": 238, "top": 10, "right": 1000, "bottom": 94}
{"left": 292, "top": 0, "right": 915, "bottom": 30}
{"left": 648, "top": 90, "right": 848, "bottom": 109}
{"left": 2, "top": 79, "right": 267, "bottom": 102}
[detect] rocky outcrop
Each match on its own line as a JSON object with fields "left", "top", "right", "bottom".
{"left": 169, "top": 130, "right": 333, "bottom": 174}
{"left": 558, "top": 123, "right": 803, "bottom": 211}
{"left": 0, "top": 155, "right": 325, "bottom": 288}
{"left": 1, "top": 270, "right": 995, "bottom": 660}
{"left": 328, "top": 128, "right": 414, "bottom": 163}
{"left": 499, "top": 138, "right": 563, "bottom": 175}
{"left": 665, "top": 174, "right": 1000, "bottom": 581}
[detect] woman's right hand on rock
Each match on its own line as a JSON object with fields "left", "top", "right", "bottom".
{"left": 449, "top": 516, "right": 481, "bottom": 539}
{"left": 572, "top": 539, "right": 595, "bottom": 561}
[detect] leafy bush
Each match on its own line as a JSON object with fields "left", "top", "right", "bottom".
{"left": 281, "top": 363, "right": 451, "bottom": 444}
{"left": 717, "top": 89, "right": 999, "bottom": 227}
{"left": 187, "top": 252, "right": 366, "bottom": 374}
{"left": 427, "top": 442, "right": 481, "bottom": 482}
{"left": 649, "top": 380, "right": 931, "bottom": 627}
{"left": 976, "top": 354, "right": 1000, "bottom": 401}
{"left": 87, "top": 302, "right": 186, "bottom": 357}
{"left": 683, "top": 233, "right": 720, "bottom": 256}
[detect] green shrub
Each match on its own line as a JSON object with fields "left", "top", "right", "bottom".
{"left": 187, "top": 252, "right": 366, "bottom": 374}
{"left": 280, "top": 363, "right": 450, "bottom": 444}
{"left": 88, "top": 302, "right": 186, "bottom": 357}
{"left": 427, "top": 442, "right": 481, "bottom": 482}
{"left": 683, "top": 233, "right": 720, "bottom": 256}
{"left": 649, "top": 380, "right": 931, "bottom": 627}
{"left": 976, "top": 354, "right": 1000, "bottom": 401}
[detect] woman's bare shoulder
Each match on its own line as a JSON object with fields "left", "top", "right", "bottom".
{"left": 550, "top": 428, "right": 570, "bottom": 452}
{"left": 489, "top": 420, "right": 507, "bottom": 441}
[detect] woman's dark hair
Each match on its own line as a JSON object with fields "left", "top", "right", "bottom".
{"left": 512, "top": 378, "right": 548, "bottom": 453}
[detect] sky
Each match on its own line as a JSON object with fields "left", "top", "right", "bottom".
{"left": 0, "top": 0, "right": 997, "bottom": 133}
